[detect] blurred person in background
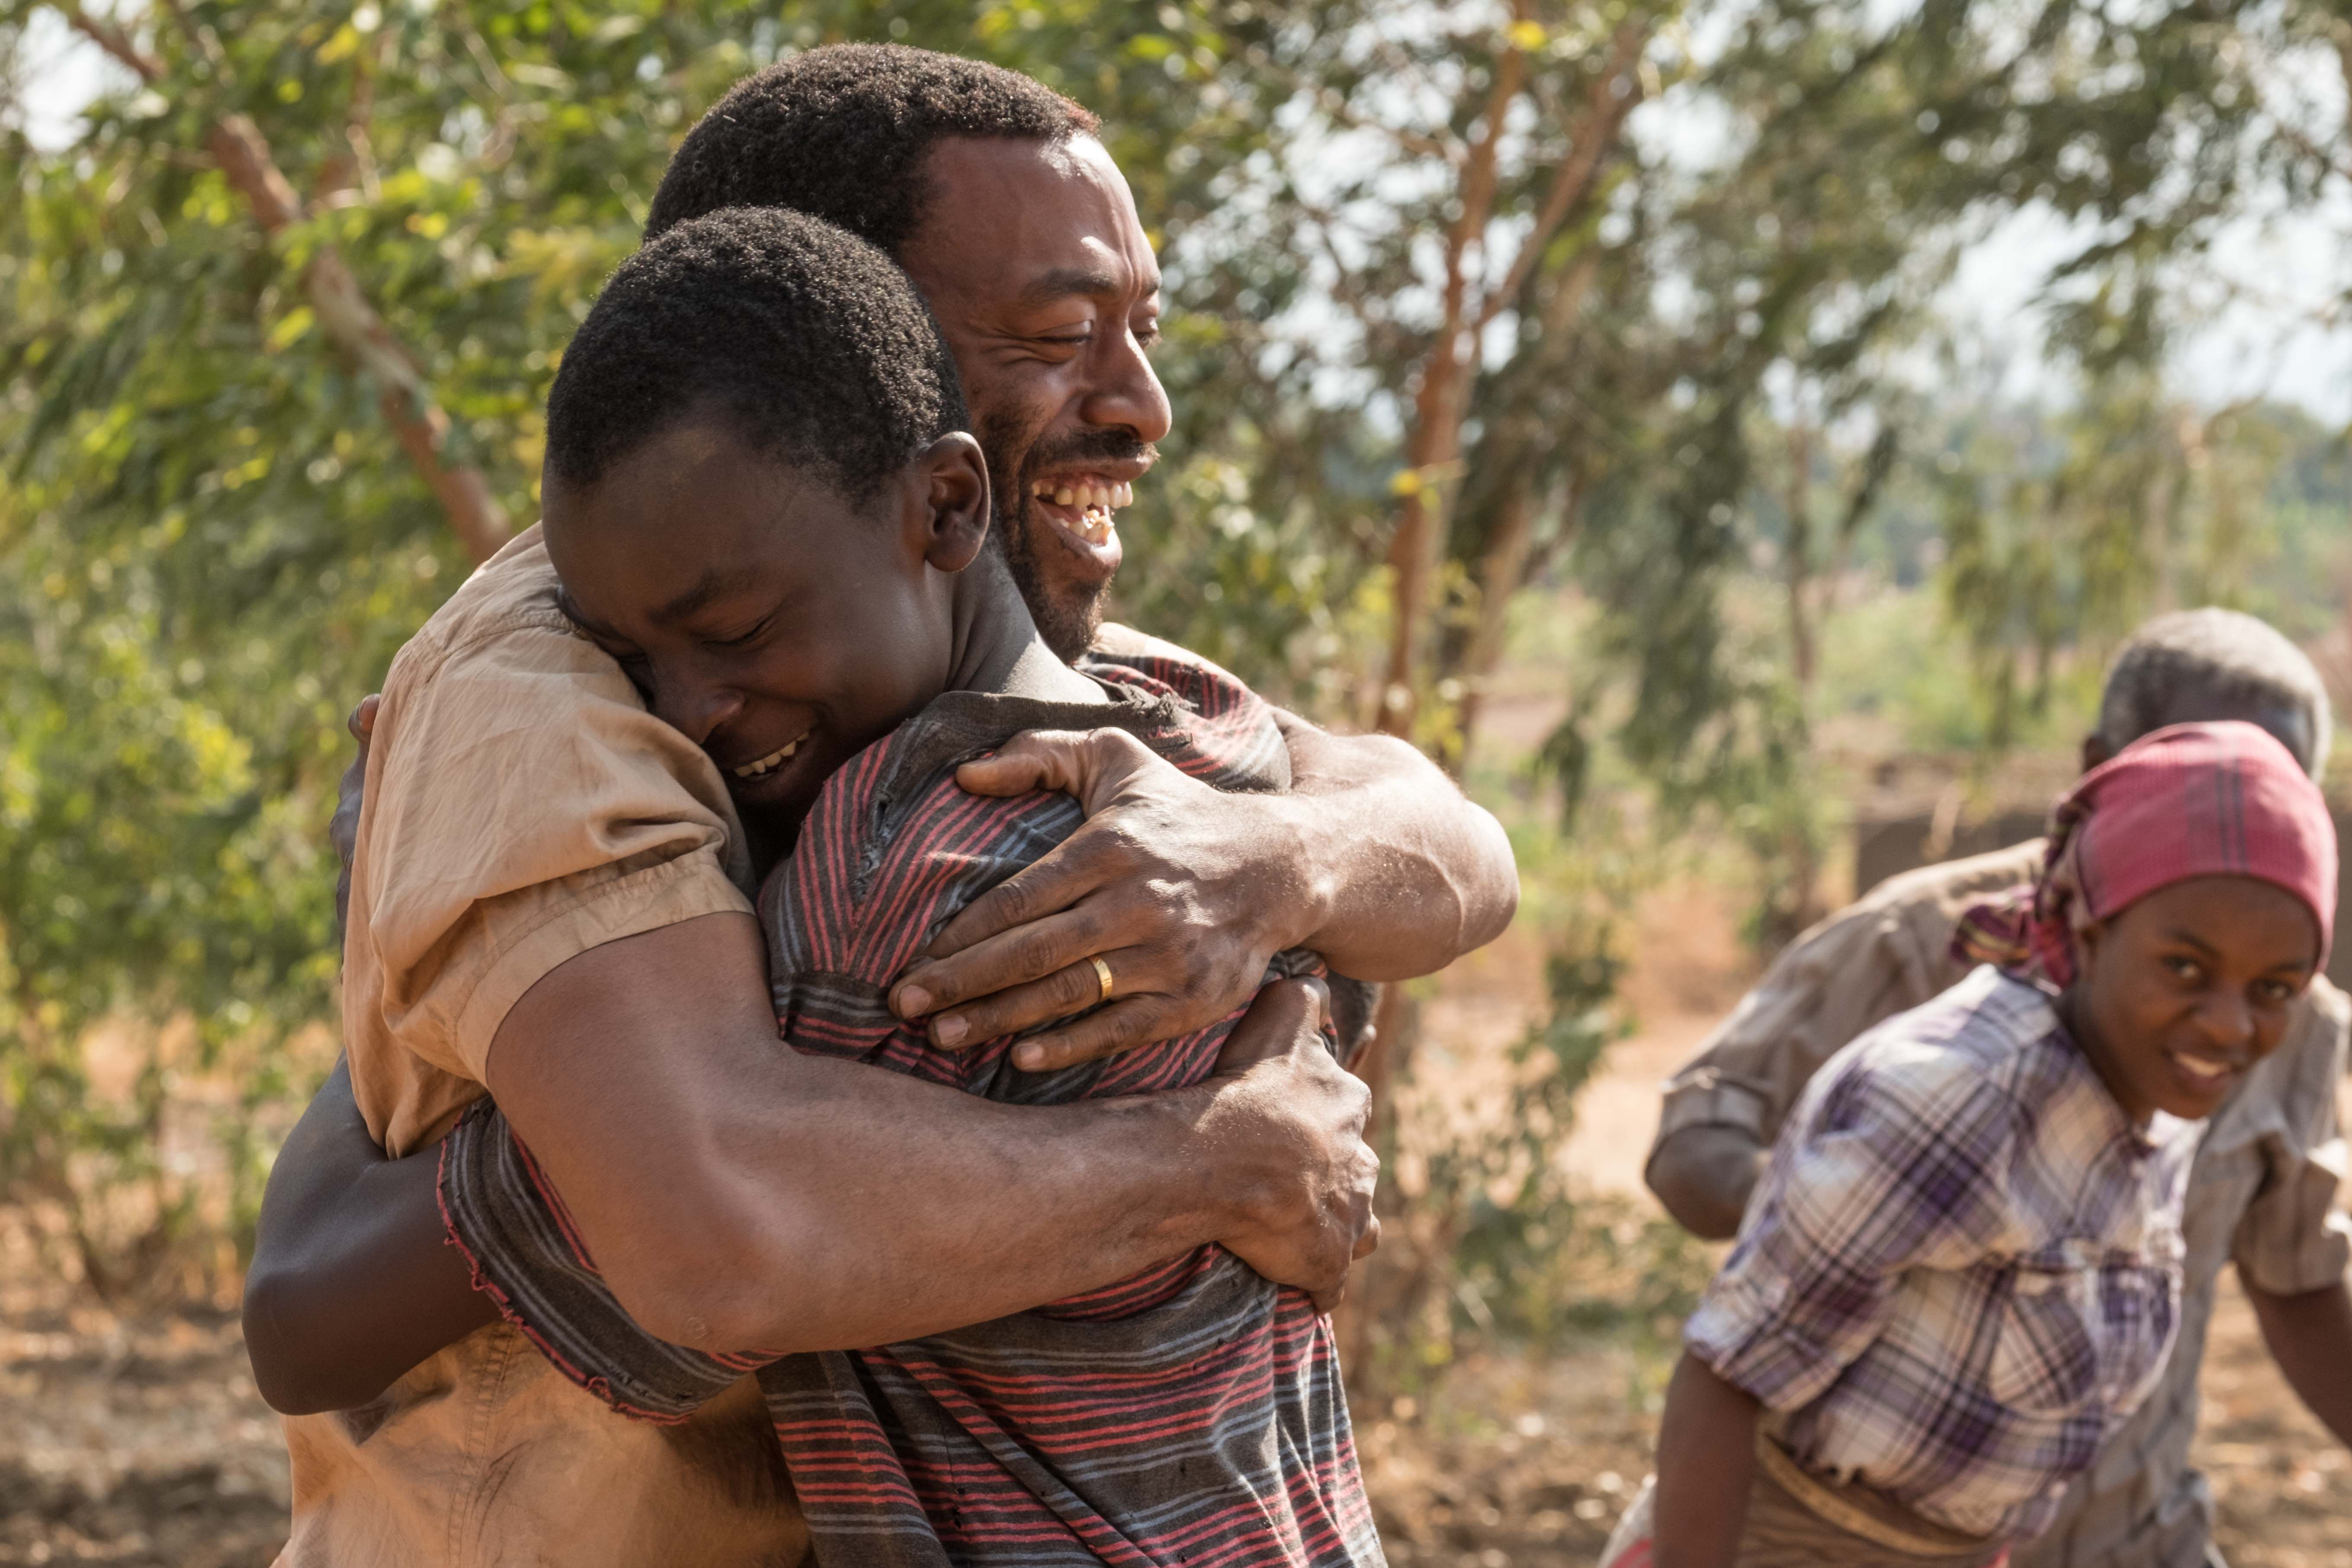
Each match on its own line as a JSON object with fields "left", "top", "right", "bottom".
{"left": 1643, "top": 607, "right": 2352, "bottom": 1568}
{"left": 1633, "top": 720, "right": 2339, "bottom": 1568}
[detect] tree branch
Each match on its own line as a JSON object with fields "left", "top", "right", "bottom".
{"left": 1475, "top": 17, "right": 1650, "bottom": 334}
{"left": 48, "top": 1, "right": 513, "bottom": 564}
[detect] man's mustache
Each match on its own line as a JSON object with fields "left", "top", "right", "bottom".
{"left": 1015, "top": 432, "right": 1159, "bottom": 481}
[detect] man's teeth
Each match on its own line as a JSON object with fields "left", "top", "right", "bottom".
{"left": 2171, "top": 1052, "right": 2233, "bottom": 1084}
{"left": 1035, "top": 482, "right": 1134, "bottom": 550}
{"left": 1031, "top": 480, "right": 1132, "bottom": 546}
{"left": 1033, "top": 481, "right": 1134, "bottom": 510}
{"left": 732, "top": 737, "right": 801, "bottom": 779}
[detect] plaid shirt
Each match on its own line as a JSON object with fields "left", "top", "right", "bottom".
{"left": 1687, "top": 965, "right": 2199, "bottom": 1543}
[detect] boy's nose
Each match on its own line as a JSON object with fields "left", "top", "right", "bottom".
{"left": 653, "top": 681, "right": 745, "bottom": 747}
{"left": 2193, "top": 989, "right": 2256, "bottom": 1055}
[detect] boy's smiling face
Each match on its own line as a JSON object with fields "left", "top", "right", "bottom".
{"left": 2069, "top": 873, "right": 2320, "bottom": 1125}
{"left": 543, "top": 415, "right": 992, "bottom": 829}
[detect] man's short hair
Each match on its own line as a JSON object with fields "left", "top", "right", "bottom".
{"left": 544, "top": 206, "right": 966, "bottom": 503}
{"left": 645, "top": 44, "right": 1100, "bottom": 255}
{"left": 2097, "top": 608, "right": 2333, "bottom": 779}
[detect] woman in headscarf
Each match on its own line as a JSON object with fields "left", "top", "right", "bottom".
{"left": 1606, "top": 720, "right": 2339, "bottom": 1568}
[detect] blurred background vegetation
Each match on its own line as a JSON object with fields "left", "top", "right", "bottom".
{"left": 3, "top": 0, "right": 2352, "bottom": 1421}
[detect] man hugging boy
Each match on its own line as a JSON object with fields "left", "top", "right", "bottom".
{"left": 422, "top": 206, "right": 1382, "bottom": 1567}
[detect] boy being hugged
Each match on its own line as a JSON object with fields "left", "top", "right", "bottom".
{"left": 430, "top": 207, "right": 1381, "bottom": 1567}
{"left": 1616, "top": 721, "right": 2339, "bottom": 1568}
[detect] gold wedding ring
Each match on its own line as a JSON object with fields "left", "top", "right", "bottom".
{"left": 1089, "top": 955, "right": 1115, "bottom": 1004}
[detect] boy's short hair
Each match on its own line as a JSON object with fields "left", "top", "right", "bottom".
{"left": 645, "top": 44, "right": 1100, "bottom": 255}
{"left": 544, "top": 206, "right": 966, "bottom": 503}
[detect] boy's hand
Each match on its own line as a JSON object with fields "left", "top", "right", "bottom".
{"left": 887, "top": 729, "right": 1316, "bottom": 1072}
{"left": 331, "top": 695, "right": 380, "bottom": 937}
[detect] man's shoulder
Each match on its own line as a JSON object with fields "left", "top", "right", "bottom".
{"left": 1083, "top": 625, "right": 1259, "bottom": 719}
{"left": 1855, "top": 837, "right": 2048, "bottom": 924}
{"left": 1080, "top": 629, "right": 1288, "bottom": 792}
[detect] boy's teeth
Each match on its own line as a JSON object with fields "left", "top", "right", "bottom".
{"left": 732, "top": 737, "right": 801, "bottom": 778}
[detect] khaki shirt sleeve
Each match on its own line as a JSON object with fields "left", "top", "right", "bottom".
{"left": 344, "top": 597, "right": 752, "bottom": 1152}
{"left": 2231, "top": 979, "right": 2352, "bottom": 1296}
{"left": 1650, "top": 839, "right": 2047, "bottom": 1159}
{"left": 1654, "top": 902, "right": 1937, "bottom": 1147}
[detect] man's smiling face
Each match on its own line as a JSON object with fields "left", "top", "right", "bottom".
{"left": 897, "top": 134, "right": 1170, "bottom": 660}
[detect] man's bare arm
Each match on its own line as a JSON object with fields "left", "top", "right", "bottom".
{"left": 888, "top": 720, "right": 1517, "bottom": 1070}
{"left": 244, "top": 1057, "right": 499, "bottom": 1414}
{"left": 488, "top": 915, "right": 1376, "bottom": 1352}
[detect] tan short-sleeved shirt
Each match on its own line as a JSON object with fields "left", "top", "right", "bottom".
{"left": 341, "top": 525, "right": 754, "bottom": 1156}
{"left": 1650, "top": 840, "right": 2352, "bottom": 1568}
{"left": 279, "top": 528, "right": 806, "bottom": 1568}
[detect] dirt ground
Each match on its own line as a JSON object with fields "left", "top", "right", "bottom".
{"left": 5, "top": 877, "right": 2351, "bottom": 1565}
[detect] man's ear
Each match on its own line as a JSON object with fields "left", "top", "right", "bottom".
{"left": 906, "top": 432, "right": 991, "bottom": 574}
{"left": 2079, "top": 731, "right": 2112, "bottom": 774}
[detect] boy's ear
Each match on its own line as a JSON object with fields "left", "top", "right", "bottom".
{"left": 908, "top": 433, "right": 991, "bottom": 574}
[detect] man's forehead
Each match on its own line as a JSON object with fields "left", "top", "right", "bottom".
{"left": 905, "top": 134, "right": 1160, "bottom": 304}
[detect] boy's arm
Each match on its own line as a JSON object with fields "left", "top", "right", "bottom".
{"left": 1651, "top": 1352, "right": 1759, "bottom": 1568}
{"left": 889, "top": 720, "right": 1518, "bottom": 1070}
{"left": 2247, "top": 1278, "right": 2352, "bottom": 1448}
{"left": 243, "top": 1057, "right": 498, "bottom": 1414}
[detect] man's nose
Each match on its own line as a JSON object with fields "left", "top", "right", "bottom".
{"left": 651, "top": 674, "right": 745, "bottom": 746}
{"left": 1080, "top": 328, "right": 1172, "bottom": 445}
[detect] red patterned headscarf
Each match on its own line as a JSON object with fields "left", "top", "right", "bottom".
{"left": 1953, "top": 721, "right": 2337, "bottom": 987}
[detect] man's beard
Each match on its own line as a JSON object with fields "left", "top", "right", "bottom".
{"left": 978, "top": 408, "right": 1152, "bottom": 663}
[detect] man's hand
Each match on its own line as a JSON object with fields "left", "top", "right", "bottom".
{"left": 331, "top": 695, "right": 379, "bottom": 937}
{"left": 1197, "top": 978, "right": 1380, "bottom": 1309}
{"left": 886, "top": 716, "right": 1516, "bottom": 1073}
{"left": 890, "top": 730, "right": 1312, "bottom": 1072}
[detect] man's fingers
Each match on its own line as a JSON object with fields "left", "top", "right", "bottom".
{"left": 1211, "top": 978, "right": 1331, "bottom": 1074}
{"left": 909, "top": 835, "right": 1112, "bottom": 966}
{"left": 1009, "top": 997, "right": 1175, "bottom": 1072}
{"left": 892, "top": 904, "right": 1109, "bottom": 1021}
{"left": 954, "top": 727, "right": 1161, "bottom": 813}
{"left": 347, "top": 693, "right": 380, "bottom": 746}
{"left": 908, "top": 947, "right": 1147, "bottom": 1052}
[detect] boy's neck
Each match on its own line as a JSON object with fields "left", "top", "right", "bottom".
{"left": 945, "top": 551, "right": 1106, "bottom": 707}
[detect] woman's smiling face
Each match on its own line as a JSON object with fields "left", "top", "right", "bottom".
{"left": 542, "top": 415, "right": 990, "bottom": 832}
{"left": 2070, "top": 873, "right": 2321, "bottom": 1125}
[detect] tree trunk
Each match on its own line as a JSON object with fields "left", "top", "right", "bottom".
{"left": 1784, "top": 421, "right": 1816, "bottom": 691}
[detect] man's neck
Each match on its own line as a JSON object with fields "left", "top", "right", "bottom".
{"left": 945, "top": 555, "right": 1106, "bottom": 707}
